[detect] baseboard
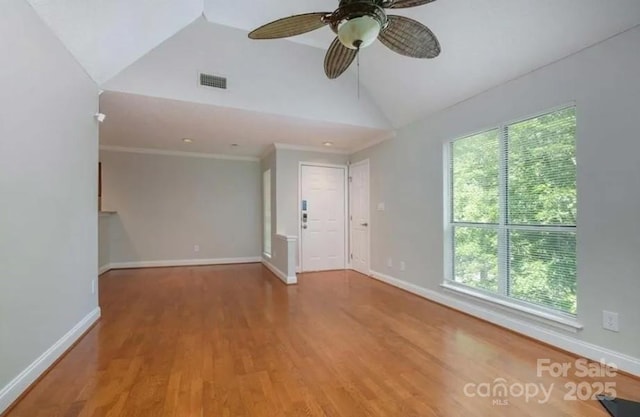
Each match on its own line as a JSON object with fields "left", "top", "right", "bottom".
{"left": 262, "top": 258, "right": 297, "bottom": 285}
{"left": 0, "top": 307, "right": 101, "bottom": 414}
{"left": 98, "top": 264, "right": 111, "bottom": 275}
{"left": 369, "top": 270, "right": 640, "bottom": 377}
{"left": 107, "top": 257, "right": 262, "bottom": 270}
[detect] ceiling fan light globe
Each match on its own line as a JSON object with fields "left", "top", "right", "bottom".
{"left": 338, "top": 15, "right": 381, "bottom": 49}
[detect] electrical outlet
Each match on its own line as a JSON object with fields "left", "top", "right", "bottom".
{"left": 602, "top": 311, "right": 619, "bottom": 332}
{"left": 387, "top": 258, "right": 393, "bottom": 268}
{"left": 194, "top": 244, "right": 200, "bottom": 253}
{"left": 91, "top": 279, "right": 96, "bottom": 295}
{"left": 400, "top": 261, "right": 406, "bottom": 272}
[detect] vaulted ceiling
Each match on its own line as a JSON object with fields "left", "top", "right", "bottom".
{"left": 27, "top": 0, "right": 640, "bottom": 154}
{"left": 27, "top": 0, "right": 203, "bottom": 84}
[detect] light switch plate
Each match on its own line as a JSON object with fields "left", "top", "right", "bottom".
{"left": 602, "top": 311, "right": 619, "bottom": 332}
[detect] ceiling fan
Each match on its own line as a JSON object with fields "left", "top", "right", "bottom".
{"left": 248, "top": 0, "right": 441, "bottom": 79}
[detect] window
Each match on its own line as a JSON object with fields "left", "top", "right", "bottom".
{"left": 447, "top": 107, "right": 577, "bottom": 316}
{"left": 263, "top": 169, "right": 272, "bottom": 256}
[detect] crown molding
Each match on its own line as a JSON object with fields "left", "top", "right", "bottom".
{"left": 99, "top": 136, "right": 394, "bottom": 162}
{"left": 273, "top": 142, "right": 351, "bottom": 155}
{"left": 259, "top": 144, "right": 276, "bottom": 160}
{"left": 349, "top": 132, "right": 396, "bottom": 154}
{"left": 99, "top": 145, "right": 259, "bottom": 162}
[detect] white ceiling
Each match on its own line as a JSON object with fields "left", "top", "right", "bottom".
{"left": 204, "top": 0, "right": 640, "bottom": 126}
{"left": 203, "top": 0, "right": 335, "bottom": 49}
{"left": 99, "top": 91, "right": 393, "bottom": 157}
{"left": 27, "top": 0, "right": 203, "bottom": 84}
{"left": 104, "top": 18, "right": 390, "bottom": 130}
{"left": 28, "top": 0, "right": 640, "bottom": 152}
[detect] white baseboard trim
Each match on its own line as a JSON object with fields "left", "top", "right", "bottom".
{"left": 262, "top": 258, "right": 297, "bottom": 285}
{"left": 369, "top": 270, "right": 640, "bottom": 377}
{"left": 98, "top": 264, "right": 111, "bottom": 275}
{"left": 0, "top": 307, "right": 101, "bottom": 414}
{"left": 107, "top": 257, "right": 262, "bottom": 270}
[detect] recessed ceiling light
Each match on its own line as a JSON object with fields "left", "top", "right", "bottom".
{"left": 182, "top": 138, "right": 194, "bottom": 144}
{"left": 323, "top": 141, "right": 334, "bottom": 147}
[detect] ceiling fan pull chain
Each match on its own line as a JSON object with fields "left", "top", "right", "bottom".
{"left": 357, "top": 46, "right": 361, "bottom": 100}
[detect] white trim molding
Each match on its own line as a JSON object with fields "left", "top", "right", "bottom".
{"left": 262, "top": 257, "right": 297, "bottom": 285}
{"left": 369, "top": 270, "right": 640, "bottom": 377}
{"left": 99, "top": 145, "right": 259, "bottom": 162}
{"left": 0, "top": 307, "right": 101, "bottom": 414}
{"left": 259, "top": 145, "right": 276, "bottom": 160}
{"left": 274, "top": 142, "right": 351, "bottom": 155}
{"left": 106, "top": 257, "right": 262, "bottom": 270}
{"left": 98, "top": 264, "right": 111, "bottom": 275}
{"left": 440, "top": 282, "right": 583, "bottom": 332}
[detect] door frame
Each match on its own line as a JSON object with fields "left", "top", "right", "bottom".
{"left": 349, "top": 159, "right": 371, "bottom": 276}
{"left": 298, "top": 161, "right": 349, "bottom": 273}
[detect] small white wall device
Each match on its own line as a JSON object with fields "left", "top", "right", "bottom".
{"left": 95, "top": 113, "right": 106, "bottom": 123}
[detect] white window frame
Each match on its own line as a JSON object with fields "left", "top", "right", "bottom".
{"left": 443, "top": 105, "right": 582, "bottom": 331}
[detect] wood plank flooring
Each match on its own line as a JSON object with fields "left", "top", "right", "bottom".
{"left": 4, "top": 264, "right": 640, "bottom": 416}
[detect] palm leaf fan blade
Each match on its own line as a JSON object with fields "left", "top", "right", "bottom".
{"left": 378, "top": 15, "right": 441, "bottom": 58}
{"left": 249, "top": 13, "right": 330, "bottom": 39}
{"left": 324, "top": 37, "right": 358, "bottom": 79}
{"left": 385, "top": 0, "right": 436, "bottom": 9}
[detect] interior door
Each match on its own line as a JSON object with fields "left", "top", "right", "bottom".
{"left": 349, "top": 160, "right": 370, "bottom": 275}
{"left": 300, "top": 165, "right": 346, "bottom": 272}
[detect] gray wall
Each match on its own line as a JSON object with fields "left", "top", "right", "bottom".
{"left": 353, "top": 27, "right": 640, "bottom": 359}
{"left": 275, "top": 149, "right": 349, "bottom": 269}
{"left": 275, "top": 149, "right": 349, "bottom": 237}
{"left": 0, "top": 0, "right": 99, "bottom": 399}
{"left": 100, "top": 150, "right": 261, "bottom": 263}
{"left": 98, "top": 214, "right": 112, "bottom": 270}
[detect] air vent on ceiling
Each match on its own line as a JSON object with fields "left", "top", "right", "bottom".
{"left": 199, "top": 73, "right": 227, "bottom": 89}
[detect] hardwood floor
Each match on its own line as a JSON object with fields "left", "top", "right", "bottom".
{"left": 4, "top": 264, "right": 640, "bottom": 416}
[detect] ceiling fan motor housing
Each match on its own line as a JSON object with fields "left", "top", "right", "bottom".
{"left": 330, "top": 2, "right": 388, "bottom": 49}
{"left": 338, "top": 0, "right": 387, "bottom": 8}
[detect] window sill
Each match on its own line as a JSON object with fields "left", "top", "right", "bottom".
{"left": 440, "top": 282, "right": 584, "bottom": 333}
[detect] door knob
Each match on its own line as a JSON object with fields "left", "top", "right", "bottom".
{"left": 361, "top": 222, "right": 369, "bottom": 227}
{"left": 302, "top": 224, "right": 308, "bottom": 229}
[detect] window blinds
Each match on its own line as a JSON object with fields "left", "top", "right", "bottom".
{"left": 450, "top": 107, "right": 577, "bottom": 315}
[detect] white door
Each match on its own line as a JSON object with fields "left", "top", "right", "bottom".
{"left": 349, "top": 160, "right": 370, "bottom": 275}
{"left": 300, "top": 165, "right": 346, "bottom": 272}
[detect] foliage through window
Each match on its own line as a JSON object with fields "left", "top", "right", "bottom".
{"left": 448, "top": 107, "right": 577, "bottom": 315}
